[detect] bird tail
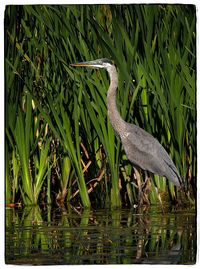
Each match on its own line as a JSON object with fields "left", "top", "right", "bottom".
{"left": 164, "top": 160, "right": 183, "bottom": 187}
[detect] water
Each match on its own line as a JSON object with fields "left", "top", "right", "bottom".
{"left": 5, "top": 205, "right": 196, "bottom": 265}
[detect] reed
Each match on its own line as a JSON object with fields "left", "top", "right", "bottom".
{"left": 5, "top": 5, "right": 196, "bottom": 207}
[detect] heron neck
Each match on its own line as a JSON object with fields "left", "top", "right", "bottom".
{"left": 107, "top": 66, "right": 126, "bottom": 136}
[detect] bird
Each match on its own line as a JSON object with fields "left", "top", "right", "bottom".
{"left": 70, "top": 58, "right": 182, "bottom": 187}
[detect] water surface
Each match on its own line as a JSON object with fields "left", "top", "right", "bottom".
{"left": 5, "top": 205, "right": 196, "bottom": 265}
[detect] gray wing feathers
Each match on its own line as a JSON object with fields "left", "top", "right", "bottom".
{"left": 121, "top": 124, "right": 181, "bottom": 186}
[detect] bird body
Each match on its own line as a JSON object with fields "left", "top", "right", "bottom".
{"left": 71, "top": 58, "right": 182, "bottom": 187}
{"left": 121, "top": 123, "right": 181, "bottom": 186}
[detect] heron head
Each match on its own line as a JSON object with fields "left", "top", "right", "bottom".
{"left": 70, "top": 58, "right": 113, "bottom": 69}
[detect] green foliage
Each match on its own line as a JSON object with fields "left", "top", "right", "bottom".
{"left": 5, "top": 5, "right": 196, "bottom": 207}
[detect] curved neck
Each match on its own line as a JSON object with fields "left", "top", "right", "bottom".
{"left": 106, "top": 65, "right": 126, "bottom": 136}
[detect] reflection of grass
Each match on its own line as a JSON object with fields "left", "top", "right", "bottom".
{"left": 5, "top": 5, "right": 196, "bottom": 207}
{"left": 5, "top": 206, "right": 196, "bottom": 264}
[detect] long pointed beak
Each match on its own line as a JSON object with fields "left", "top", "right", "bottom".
{"left": 70, "top": 61, "right": 94, "bottom": 68}
{"left": 70, "top": 59, "right": 104, "bottom": 69}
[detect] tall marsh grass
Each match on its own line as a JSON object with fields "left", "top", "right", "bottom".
{"left": 5, "top": 5, "right": 196, "bottom": 207}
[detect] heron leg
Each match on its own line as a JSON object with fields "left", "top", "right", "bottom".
{"left": 133, "top": 166, "right": 143, "bottom": 206}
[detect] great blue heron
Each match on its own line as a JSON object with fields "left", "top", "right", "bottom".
{"left": 71, "top": 58, "right": 182, "bottom": 187}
